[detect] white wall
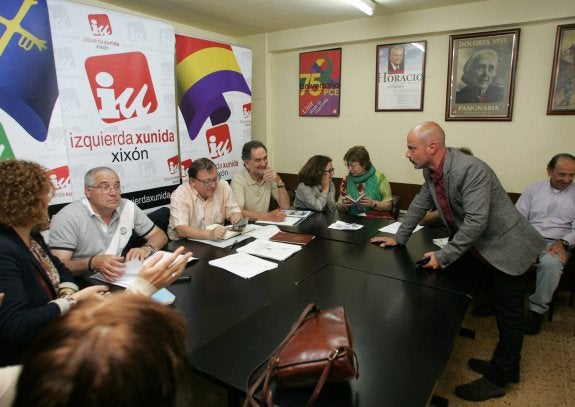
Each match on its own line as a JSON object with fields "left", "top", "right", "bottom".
{"left": 241, "top": 0, "right": 575, "bottom": 193}
{"left": 76, "top": 0, "right": 575, "bottom": 193}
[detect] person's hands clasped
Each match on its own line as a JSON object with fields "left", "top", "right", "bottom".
{"left": 546, "top": 241, "right": 568, "bottom": 264}
{"left": 262, "top": 168, "right": 280, "bottom": 184}
{"left": 137, "top": 246, "right": 193, "bottom": 289}
{"left": 370, "top": 236, "right": 398, "bottom": 248}
{"left": 91, "top": 255, "right": 125, "bottom": 282}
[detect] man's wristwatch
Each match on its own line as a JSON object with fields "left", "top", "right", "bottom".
{"left": 560, "top": 239, "right": 569, "bottom": 249}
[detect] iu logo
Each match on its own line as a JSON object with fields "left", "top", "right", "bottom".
{"left": 180, "top": 159, "right": 192, "bottom": 175}
{"left": 46, "top": 166, "right": 70, "bottom": 190}
{"left": 243, "top": 103, "right": 252, "bottom": 118}
{"left": 167, "top": 155, "right": 180, "bottom": 174}
{"left": 206, "top": 124, "right": 232, "bottom": 159}
{"left": 85, "top": 52, "right": 158, "bottom": 123}
{"left": 88, "top": 14, "right": 112, "bottom": 36}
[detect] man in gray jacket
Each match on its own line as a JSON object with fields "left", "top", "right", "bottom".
{"left": 371, "top": 121, "right": 544, "bottom": 402}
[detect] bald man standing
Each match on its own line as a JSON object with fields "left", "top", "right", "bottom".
{"left": 371, "top": 122, "right": 544, "bottom": 401}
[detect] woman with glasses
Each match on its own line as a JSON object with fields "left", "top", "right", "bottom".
{"left": 339, "top": 146, "right": 393, "bottom": 216}
{"left": 0, "top": 160, "right": 192, "bottom": 367}
{"left": 294, "top": 155, "right": 337, "bottom": 211}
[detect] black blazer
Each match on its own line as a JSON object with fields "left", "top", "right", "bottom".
{"left": 0, "top": 226, "right": 75, "bottom": 366}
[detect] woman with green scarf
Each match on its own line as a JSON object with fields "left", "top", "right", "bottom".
{"left": 338, "top": 146, "right": 393, "bottom": 216}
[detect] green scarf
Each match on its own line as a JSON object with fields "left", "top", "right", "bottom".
{"left": 345, "top": 166, "right": 382, "bottom": 215}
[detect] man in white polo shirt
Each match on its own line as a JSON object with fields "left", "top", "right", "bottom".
{"left": 50, "top": 166, "right": 168, "bottom": 282}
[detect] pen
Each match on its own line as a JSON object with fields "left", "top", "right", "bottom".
{"left": 229, "top": 239, "right": 240, "bottom": 251}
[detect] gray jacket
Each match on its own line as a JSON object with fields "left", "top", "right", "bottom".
{"left": 396, "top": 148, "right": 544, "bottom": 275}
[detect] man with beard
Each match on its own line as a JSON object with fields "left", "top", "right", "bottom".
{"left": 231, "top": 141, "right": 291, "bottom": 221}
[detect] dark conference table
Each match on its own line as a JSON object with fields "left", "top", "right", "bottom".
{"left": 167, "top": 235, "right": 355, "bottom": 350}
{"left": 334, "top": 226, "right": 480, "bottom": 296}
{"left": 190, "top": 265, "right": 471, "bottom": 407}
{"left": 165, "top": 212, "right": 475, "bottom": 405}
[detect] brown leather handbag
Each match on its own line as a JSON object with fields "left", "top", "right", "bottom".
{"left": 244, "top": 303, "right": 359, "bottom": 407}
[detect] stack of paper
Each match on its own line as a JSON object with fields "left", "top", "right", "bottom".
{"left": 91, "top": 250, "right": 197, "bottom": 288}
{"left": 208, "top": 252, "right": 278, "bottom": 278}
{"left": 236, "top": 239, "right": 302, "bottom": 261}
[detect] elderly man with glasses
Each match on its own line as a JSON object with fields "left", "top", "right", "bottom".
{"left": 50, "top": 166, "right": 168, "bottom": 282}
{"left": 168, "top": 158, "right": 242, "bottom": 241}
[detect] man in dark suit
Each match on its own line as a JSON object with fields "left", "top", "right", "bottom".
{"left": 371, "top": 121, "right": 545, "bottom": 401}
{"left": 387, "top": 45, "right": 404, "bottom": 73}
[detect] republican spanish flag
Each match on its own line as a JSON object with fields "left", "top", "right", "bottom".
{"left": 175, "top": 35, "right": 251, "bottom": 140}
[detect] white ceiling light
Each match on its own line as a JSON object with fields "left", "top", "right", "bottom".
{"left": 348, "top": 0, "right": 376, "bottom": 16}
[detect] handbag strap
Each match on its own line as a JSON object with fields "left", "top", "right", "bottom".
{"left": 306, "top": 346, "right": 360, "bottom": 407}
{"left": 244, "top": 303, "right": 319, "bottom": 407}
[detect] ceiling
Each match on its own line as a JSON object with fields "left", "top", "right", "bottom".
{"left": 100, "top": 0, "right": 486, "bottom": 38}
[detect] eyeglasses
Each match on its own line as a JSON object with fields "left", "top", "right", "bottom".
{"left": 86, "top": 183, "right": 122, "bottom": 194}
{"left": 344, "top": 161, "right": 361, "bottom": 168}
{"left": 193, "top": 176, "right": 220, "bottom": 186}
{"left": 324, "top": 168, "right": 335, "bottom": 174}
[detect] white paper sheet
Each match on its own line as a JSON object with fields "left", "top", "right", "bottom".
{"left": 208, "top": 252, "right": 278, "bottom": 278}
{"left": 378, "top": 222, "right": 423, "bottom": 234}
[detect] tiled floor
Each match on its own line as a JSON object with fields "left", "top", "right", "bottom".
{"left": 434, "top": 292, "right": 575, "bottom": 407}
{"left": 189, "top": 292, "right": 575, "bottom": 406}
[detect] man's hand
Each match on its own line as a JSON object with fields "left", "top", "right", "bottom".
{"left": 91, "top": 255, "right": 125, "bottom": 282}
{"left": 263, "top": 168, "right": 279, "bottom": 183}
{"left": 370, "top": 236, "right": 398, "bottom": 247}
{"left": 137, "top": 247, "right": 193, "bottom": 289}
{"left": 267, "top": 209, "right": 287, "bottom": 222}
{"left": 209, "top": 225, "right": 228, "bottom": 240}
{"left": 546, "top": 240, "right": 568, "bottom": 264}
{"left": 229, "top": 212, "right": 243, "bottom": 225}
{"left": 125, "top": 246, "right": 153, "bottom": 261}
{"left": 422, "top": 251, "right": 441, "bottom": 270}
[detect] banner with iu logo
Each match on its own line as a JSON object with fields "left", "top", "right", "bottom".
{"left": 175, "top": 35, "right": 252, "bottom": 181}
{"left": 47, "top": 0, "right": 178, "bottom": 206}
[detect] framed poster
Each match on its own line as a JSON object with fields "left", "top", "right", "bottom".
{"left": 446, "top": 29, "right": 520, "bottom": 121}
{"left": 547, "top": 24, "right": 575, "bottom": 115}
{"left": 376, "top": 41, "right": 427, "bottom": 111}
{"left": 299, "top": 48, "right": 341, "bottom": 116}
